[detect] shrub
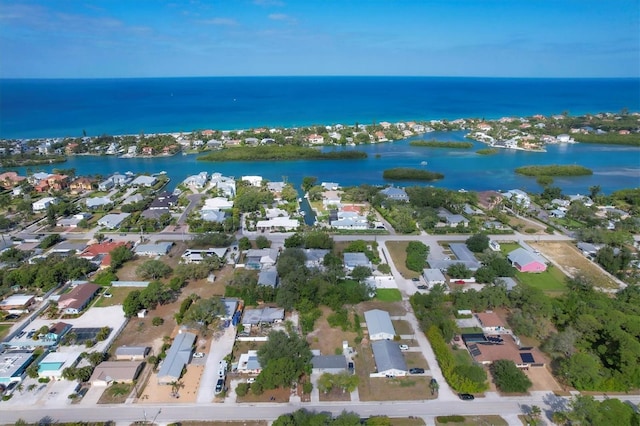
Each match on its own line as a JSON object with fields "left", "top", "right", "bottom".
{"left": 152, "top": 317, "right": 164, "bottom": 326}
{"left": 406, "top": 241, "right": 429, "bottom": 272}
{"left": 302, "top": 381, "right": 313, "bottom": 394}
{"left": 491, "top": 359, "right": 532, "bottom": 393}
{"left": 235, "top": 383, "right": 249, "bottom": 397}
{"left": 437, "top": 415, "right": 465, "bottom": 423}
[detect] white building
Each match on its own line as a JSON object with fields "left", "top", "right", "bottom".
{"left": 32, "top": 197, "right": 59, "bottom": 211}
{"left": 241, "top": 176, "right": 263, "bottom": 187}
{"left": 364, "top": 309, "right": 396, "bottom": 341}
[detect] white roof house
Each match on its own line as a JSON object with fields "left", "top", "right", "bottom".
{"left": 183, "top": 172, "right": 209, "bottom": 188}
{"left": 422, "top": 268, "right": 446, "bottom": 286}
{"left": 256, "top": 216, "right": 299, "bottom": 231}
{"left": 57, "top": 213, "right": 92, "bottom": 228}
{"left": 134, "top": 242, "right": 173, "bottom": 257}
{"left": 203, "top": 197, "right": 234, "bottom": 210}
{"left": 32, "top": 197, "right": 59, "bottom": 211}
{"left": 130, "top": 175, "right": 157, "bottom": 187}
{"left": 122, "top": 194, "right": 144, "bottom": 205}
{"left": 364, "top": 309, "right": 396, "bottom": 341}
{"left": 86, "top": 196, "right": 112, "bottom": 209}
{"left": 370, "top": 340, "right": 407, "bottom": 377}
{"left": 242, "top": 307, "right": 284, "bottom": 326}
{"left": 344, "top": 252, "right": 371, "bottom": 271}
{"left": 97, "top": 213, "right": 130, "bottom": 229}
{"left": 241, "top": 176, "right": 263, "bottom": 187}
{"left": 236, "top": 350, "right": 262, "bottom": 374}
{"left": 0, "top": 351, "right": 35, "bottom": 385}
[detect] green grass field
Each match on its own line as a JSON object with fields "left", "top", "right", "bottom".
{"left": 374, "top": 288, "right": 403, "bottom": 302}
{"left": 451, "top": 346, "right": 474, "bottom": 367}
{"left": 515, "top": 266, "right": 567, "bottom": 294}
{"left": 0, "top": 324, "right": 11, "bottom": 340}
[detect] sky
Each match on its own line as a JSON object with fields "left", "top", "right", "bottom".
{"left": 0, "top": 0, "right": 638, "bottom": 78}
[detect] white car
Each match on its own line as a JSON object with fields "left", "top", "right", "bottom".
{"left": 399, "top": 344, "right": 409, "bottom": 351}
{"left": 193, "top": 352, "right": 205, "bottom": 358}
{"left": 247, "top": 378, "right": 256, "bottom": 384}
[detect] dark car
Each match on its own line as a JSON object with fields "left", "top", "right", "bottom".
{"left": 417, "top": 285, "right": 428, "bottom": 290}
{"left": 411, "top": 277, "right": 420, "bottom": 282}
{"left": 409, "top": 368, "right": 425, "bottom": 374}
{"left": 348, "top": 362, "right": 355, "bottom": 373}
{"left": 458, "top": 393, "right": 475, "bottom": 400}
{"left": 215, "top": 379, "right": 224, "bottom": 394}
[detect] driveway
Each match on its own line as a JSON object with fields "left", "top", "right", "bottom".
{"left": 196, "top": 326, "right": 236, "bottom": 403}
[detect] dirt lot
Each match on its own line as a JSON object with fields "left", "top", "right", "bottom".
{"left": 529, "top": 241, "right": 618, "bottom": 289}
{"left": 307, "top": 306, "right": 359, "bottom": 355}
{"left": 355, "top": 300, "right": 407, "bottom": 317}
{"left": 404, "top": 352, "right": 429, "bottom": 370}
{"left": 392, "top": 320, "right": 414, "bottom": 335}
{"left": 140, "top": 365, "right": 204, "bottom": 403}
{"left": 236, "top": 385, "right": 291, "bottom": 403}
{"left": 318, "top": 386, "right": 352, "bottom": 402}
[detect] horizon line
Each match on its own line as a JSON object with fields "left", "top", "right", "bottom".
{"left": 1, "top": 75, "right": 639, "bottom": 81}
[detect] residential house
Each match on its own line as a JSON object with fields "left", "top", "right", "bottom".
{"left": 577, "top": 242, "right": 600, "bottom": 257}
{"left": 495, "top": 277, "right": 518, "bottom": 291}
{"left": 307, "top": 134, "right": 324, "bottom": 144}
{"left": 38, "top": 352, "right": 80, "bottom": 380}
{"left": 114, "top": 346, "right": 151, "bottom": 361}
{"left": 43, "top": 322, "right": 72, "bottom": 343}
{"left": 244, "top": 248, "right": 279, "bottom": 270}
{"left": 266, "top": 181, "right": 285, "bottom": 194}
{"left": 80, "top": 241, "right": 129, "bottom": 269}
{"left": 203, "top": 197, "right": 233, "bottom": 210}
{"left": 183, "top": 172, "right": 209, "bottom": 188}
{"left": 507, "top": 248, "right": 547, "bottom": 273}
{"left": 344, "top": 252, "right": 371, "bottom": 271}
{"left": 0, "top": 294, "right": 36, "bottom": 313}
{"left": 201, "top": 210, "right": 226, "bottom": 223}
{"left": 422, "top": 268, "right": 446, "bottom": 287}
{"left": 149, "top": 191, "right": 178, "bottom": 210}
{"left": 241, "top": 176, "right": 262, "bottom": 187}
{"left": 476, "top": 312, "right": 507, "bottom": 333}
{"left": 210, "top": 173, "right": 236, "bottom": 197}
{"left": 69, "top": 177, "right": 94, "bottom": 193}
{"left": 256, "top": 216, "right": 299, "bottom": 232}
{"left": 242, "top": 307, "right": 284, "bottom": 328}
{"left": 504, "top": 189, "right": 531, "bottom": 208}
{"left": 380, "top": 186, "right": 409, "bottom": 202}
{"left": 130, "top": 175, "right": 157, "bottom": 187}
{"left": 57, "top": 283, "right": 100, "bottom": 314}
{"left": 134, "top": 242, "right": 173, "bottom": 257}
{"left": 303, "top": 249, "right": 330, "bottom": 269}
{"left": 97, "top": 213, "right": 130, "bottom": 229}
{"left": 32, "top": 197, "right": 59, "bottom": 211}
{"left": 370, "top": 340, "right": 407, "bottom": 377}
{"left": 122, "top": 194, "right": 144, "bottom": 205}
{"left": 311, "top": 355, "right": 347, "bottom": 374}
{"left": 90, "top": 361, "right": 144, "bottom": 387}
{"left": 321, "top": 182, "right": 340, "bottom": 191}
{"left": 86, "top": 196, "right": 112, "bottom": 210}
{"left": 141, "top": 146, "right": 154, "bottom": 156}
{"left": 364, "top": 309, "right": 396, "bottom": 341}
{"left": 181, "top": 248, "right": 228, "bottom": 264}
{"left": 0, "top": 172, "right": 26, "bottom": 189}
{"left": 157, "top": 331, "right": 196, "bottom": 384}
{"left": 257, "top": 268, "right": 279, "bottom": 288}
{"left": 56, "top": 213, "right": 92, "bottom": 228}
{"left": 236, "top": 350, "right": 262, "bottom": 374}
{"left": 437, "top": 209, "right": 469, "bottom": 227}
{"left": 331, "top": 211, "right": 368, "bottom": 230}
{"left": 0, "top": 351, "right": 34, "bottom": 385}
{"left": 98, "top": 178, "right": 115, "bottom": 191}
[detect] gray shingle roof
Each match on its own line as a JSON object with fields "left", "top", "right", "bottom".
{"left": 157, "top": 332, "right": 195, "bottom": 383}
{"left": 371, "top": 340, "right": 407, "bottom": 373}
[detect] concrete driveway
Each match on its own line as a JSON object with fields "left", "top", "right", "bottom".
{"left": 196, "top": 325, "right": 236, "bottom": 403}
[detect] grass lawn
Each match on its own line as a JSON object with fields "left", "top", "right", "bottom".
{"left": 93, "top": 286, "right": 132, "bottom": 307}
{"left": 458, "top": 327, "right": 483, "bottom": 334}
{"left": 392, "top": 320, "right": 414, "bottom": 335}
{"left": 385, "top": 241, "right": 421, "bottom": 278}
{"left": 97, "top": 383, "right": 133, "bottom": 404}
{"left": 499, "top": 242, "right": 521, "bottom": 256}
{"left": 180, "top": 422, "right": 268, "bottom": 426}
{"left": 404, "top": 351, "right": 429, "bottom": 370}
{"left": 375, "top": 288, "right": 402, "bottom": 302}
{"left": 451, "top": 347, "right": 474, "bottom": 367}
{"left": 0, "top": 324, "right": 11, "bottom": 340}
{"left": 436, "top": 416, "right": 507, "bottom": 426}
{"left": 515, "top": 265, "right": 568, "bottom": 294}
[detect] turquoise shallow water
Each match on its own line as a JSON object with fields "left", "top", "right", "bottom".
{"left": 8, "top": 131, "right": 640, "bottom": 194}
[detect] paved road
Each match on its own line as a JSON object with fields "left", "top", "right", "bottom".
{"left": 2, "top": 393, "right": 639, "bottom": 424}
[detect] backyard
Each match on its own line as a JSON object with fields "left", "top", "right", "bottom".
{"left": 374, "top": 288, "right": 402, "bottom": 302}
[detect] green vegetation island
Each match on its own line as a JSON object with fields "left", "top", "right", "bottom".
{"left": 515, "top": 164, "right": 593, "bottom": 177}
{"left": 0, "top": 155, "right": 66, "bottom": 168}
{"left": 198, "top": 146, "right": 367, "bottom": 161}
{"left": 572, "top": 133, "right": 640, "bottom": 146}
{"left": 476, "top": 148, "right": 499, "bottom": 155}
{"left": 409, "top": 140, "right": 474, "bottom": 149}
{"left": 382, "top": 167, "right": 444, "bottom": 181}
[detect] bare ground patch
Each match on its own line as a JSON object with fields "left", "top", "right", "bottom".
{"left": 385, "top": 241, "right": 421, "bottom": 278}
{"left": 139, "top": 365, "right": 204, "bottom": 404}
{"left": 318, "top": 386, "right": 352, "bottom": 402}
{"left": 307, "top": 306, "right": 358, "bottom": 355}
{"left": 529, "top": 241, "right": 618, "bottom": 289}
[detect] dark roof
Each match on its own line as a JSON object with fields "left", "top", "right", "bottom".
{"left": 312, "top": 355, "right": 347, "bottom": 370}
{"left": 58, "top": 283, "right": 100, "bottom": 310}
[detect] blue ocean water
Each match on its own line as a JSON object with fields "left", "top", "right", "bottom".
{"left": 1, "top": 77, "right": 639, "bottom": 139}
{"left": 7, "top": 132, "right": 640, "bottom": 195}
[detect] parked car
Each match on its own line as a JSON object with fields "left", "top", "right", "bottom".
{"left": 247, "top": 378, "right": 256, "bottom": 384}
{"left": 193, "top": 352, "right": 205, "bottom": 358}
{"left": 348, "top": 362, "right": 355, "bottom": 374}
{"left": 215, "top": 379, "right": 224, "bottom": 394}
{"left": 458, "top": 393, "right": 475, "bottom": 400}
{"left": 399, "top": 344, "right": 409, "bottom": 351}
{"left": 409, "top": 368, "right": 424, "bottom": 374}
{"left": 411, "top": 277, "right": 420, "bottom": 282}
{"left": 417, "top": 285, "right": 428, "bottom": 290}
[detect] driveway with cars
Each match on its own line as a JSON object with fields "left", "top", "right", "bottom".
{"left": 196, "top": 326, "right": 236, "bottom": 403}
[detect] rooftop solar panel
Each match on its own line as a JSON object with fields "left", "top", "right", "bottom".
{"left": 520, "top": 352, "right": 535, "bottom": 363}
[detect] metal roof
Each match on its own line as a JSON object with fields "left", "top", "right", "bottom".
{"left": 364, "top": 309, "right": 395, "bottom": 339}
{"left": 371, "top": 340, "right": 407, "bottom": 373}
{"left": 157, "top": 332, "right": 195, "bottom": 383}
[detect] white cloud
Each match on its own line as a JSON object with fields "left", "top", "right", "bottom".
{"left": 268, "top": 13, "right": 295, "bottom": 23}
